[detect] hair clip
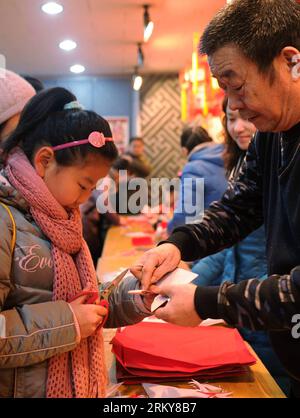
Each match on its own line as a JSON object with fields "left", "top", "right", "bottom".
{"left": 52, "top": 131, "right": 114, "bottom": 152}
{"left": 63, "top": 101, "right": 85, "bottom": 111}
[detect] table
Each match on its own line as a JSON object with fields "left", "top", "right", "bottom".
{"left": 97, "top": 220, "right": 286, "bottom": 398}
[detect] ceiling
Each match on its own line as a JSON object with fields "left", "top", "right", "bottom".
{"left": 0, "top": 0, "right": 226, "bottom": 77}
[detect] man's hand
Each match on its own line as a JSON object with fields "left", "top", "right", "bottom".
{"left": 130, "top": 243, "right": 181, "bottom": 290}
{"left": 154, "top": 283, "right": 202, "bottom": 327}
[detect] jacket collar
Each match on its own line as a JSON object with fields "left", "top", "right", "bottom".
{"left": 187, "top": 141, "right": 215, "bottom": 159}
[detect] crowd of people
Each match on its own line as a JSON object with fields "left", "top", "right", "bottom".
{"left": 0, "top": 0, "right": 300, "bottom": 399}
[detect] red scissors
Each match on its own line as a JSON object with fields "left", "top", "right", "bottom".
{"left": 68, "top": 289, "right": 100, "bottom": 305}
{"left": 68, "top": 269, "right": 128, "bottom": 327}
{"left": 98, "top": 269, "right": 129, "bottom": 328}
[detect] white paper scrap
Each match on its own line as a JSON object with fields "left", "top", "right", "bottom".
{"left": 142, "top": 383, "right": 232, "bottom": 398}
{"left": 150, "top": 268, "right": 198, "bottom": 312}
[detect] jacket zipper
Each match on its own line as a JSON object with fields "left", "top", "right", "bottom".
{"left": 278, "top": 135, "right": 300, "bottom": 178}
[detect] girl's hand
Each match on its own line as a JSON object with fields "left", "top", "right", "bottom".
{"left": 70, "top": 294, "right": 108, "bottom": 339}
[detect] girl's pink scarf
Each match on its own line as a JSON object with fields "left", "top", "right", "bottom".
{"left": 6, "top": 149, "right": 107, "bottom": 398}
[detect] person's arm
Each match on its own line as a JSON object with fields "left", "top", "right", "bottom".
{"left": 165, "top": 138, "right": 264, "bottom": 261}
{"left": 155, "top": 266, "right": 300, "bottom": 331}
{"left": 139, "top": 156, "right": 152, "bottom": 177}
{"left": 104, "top": 212, "right": 121, "bottom": 226}
{"left": 131, "top": 137, "right": 264, "bottom": 288}
{"left": 0, "top": 219, "right": 78, "bottom": 369}
{"left": 196, "top": 267, "right": 300, "bottom": 331}
{"left": 103, "top": 276, "right": 152, "bottom": 328}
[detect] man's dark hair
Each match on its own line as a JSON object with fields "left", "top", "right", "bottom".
{"left": 129, "top": 136, "right": 143, "bottom": 144}
{"left": 200, "top": 0, "right": 300, "bottom": 72}
{"left": 180, "top": 127, "right": 193, "bottom": 148}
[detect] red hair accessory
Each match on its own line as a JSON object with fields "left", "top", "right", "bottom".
{"left": 52, "top": 131, "right": 114, "bottom": 151}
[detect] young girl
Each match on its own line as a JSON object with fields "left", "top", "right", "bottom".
{"left": 0, "top": 87, "right": 151, "bottom": 398}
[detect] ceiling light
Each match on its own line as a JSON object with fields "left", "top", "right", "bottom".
{"left": 42, "top": 2, "right": 63, "bottom": 15}
{"left": 143, "top": 5, "right": 154, "bottom": 42}
{"left": 59, "top": 40, "right": 77, "bottom": 51}
{"left": 70, "top": 64, "right": 85, "bottom": 74}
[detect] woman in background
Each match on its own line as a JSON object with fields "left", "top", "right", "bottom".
{"left": 168, "top": 126, "right": 227, "bottom": 234}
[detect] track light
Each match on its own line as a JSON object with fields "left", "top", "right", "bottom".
{"left": 137, "top": 43, "right": 144, "bottom": 67}
{"left": 133, "top": 67, "right": 143, "bottom": 91}
{"left": 143, "top": 5, "right": 154, "bottom": 42}
{"left": 42, "top": 2, "right": 63, "bottom": 15}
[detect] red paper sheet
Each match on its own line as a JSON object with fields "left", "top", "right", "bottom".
{"left": 111, "top": 322, "right": 256, "bottom": 384}
{"left": 112, "top": 322, "right": 256, "bottom": 368}
{"left": 131, "top": 236, "right": 154, "bottom": 246}
{"left": 116, "top": 361, "right": 249, "bottom": 384}
{"left": 112, "top": 338, "right": 253, "bottom": 372}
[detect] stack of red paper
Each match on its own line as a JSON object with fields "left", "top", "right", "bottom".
{"left": 111, "top": 322, "right": 256, "bottom": 384}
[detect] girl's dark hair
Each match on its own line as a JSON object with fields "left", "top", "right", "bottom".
{"left": 181, "top": 126, "right": 212, "bottom": 154}
{"left": 222, "top": 97, "right": 244, "bottom": 177}
{"left": 1, "top": 87, "right": 118, "bottom": 165}
{"left": 129, "top": 136, "right": 143, "bottom": 144}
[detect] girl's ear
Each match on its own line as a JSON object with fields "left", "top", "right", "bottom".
{"left": 33, "top": 147, "right": 56, "bottom": 178}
